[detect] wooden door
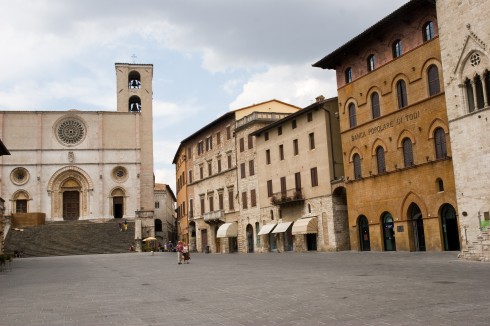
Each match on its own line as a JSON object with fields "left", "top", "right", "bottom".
{"left": 63, "top": 191, "right": 80, "bottom": 220}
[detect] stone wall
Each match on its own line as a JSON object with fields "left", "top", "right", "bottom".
{"left": 436, "top": 0, "right": 490, "bottom": 259}
{"left": 12, "top": 213, "right": 46, "bottom": 228}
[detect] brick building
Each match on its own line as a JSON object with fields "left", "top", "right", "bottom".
{"left": 314, "top": 0, "right": 460, "bottom": 252}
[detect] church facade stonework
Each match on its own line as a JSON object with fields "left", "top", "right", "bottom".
{"left": 0, "top": 63, "right": 154, "bottom": 224}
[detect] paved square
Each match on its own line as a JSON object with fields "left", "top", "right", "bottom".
{"left": 1, "top": 251, "right": 489, "bottom": 325}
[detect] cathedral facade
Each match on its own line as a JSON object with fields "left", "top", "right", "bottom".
{"left": 0, "top": 63, "right": 154, "bottom": 223}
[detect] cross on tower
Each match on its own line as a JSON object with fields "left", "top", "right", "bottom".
{"left": 131, "top": 54, "right": 137, "bottom": 63}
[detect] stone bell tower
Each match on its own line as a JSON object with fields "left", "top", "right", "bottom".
{"left": 115, "top": 63, "right": 155, "bottom": 250}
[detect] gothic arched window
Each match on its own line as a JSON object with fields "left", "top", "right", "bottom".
{"left": 345, "top": 67, "right": 353, "bottom": 83}
{"left": 349, "top": 103, "right": 357, "bottom": 128}
{"left": 371, "top": 92, "right": 380, "bottom": 119}
{"left": 353, "top": 154, "right": 362, "bottom": 179}
{"left": 434, "top": 127, "right": 447, "bottom": 160}
{"left": 367, "top": 55, "right": 376, "bottom": 72}
{"left": 376, "top": 146, "right": 386, "bottom": 174}
{"left": 475, "top": 75, "right": 485, "bottom": 109}
{"left": 428, "top": 65, "right": 440, "bottom": 96}
{"left": 392, "top": 39, "right": 403, "bottom": 58}
{"left": 423, "top": 21, "right": 434, "bottom": 41}
{"left": 402, "top": 138, "right": 414, "bottom": 167}
{"left": 465, "top": 78, "right": 475, "bottom": 113}
{"left": 396, "top": 80, "right": 408, "bottom": 109}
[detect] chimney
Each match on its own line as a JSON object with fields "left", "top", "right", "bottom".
{"left": 316, "top": 95, "right": 325, "bottom": 103}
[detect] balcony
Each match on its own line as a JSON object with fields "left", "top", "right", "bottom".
{"left": 203, "top": 210, "right": 225, "bottom": 223}
{"left": 271, "top": 188, "right": 304, "bottom": 206}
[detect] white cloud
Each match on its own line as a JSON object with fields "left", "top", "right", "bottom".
{"left": 229, "top": 64, "right": 337, "bottom": 110}
{"left": 154, "top": 166, "right": 177, "bottom": 193}
{"left": 153, "top": 139, "right": 181, "bottom": 165}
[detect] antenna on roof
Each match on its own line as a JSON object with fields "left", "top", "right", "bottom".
{"left": 131, "top": 54, "right": 137, "bottom": 64}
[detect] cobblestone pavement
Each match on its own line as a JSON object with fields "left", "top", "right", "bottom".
{"left": 0, "top": 251, "right": 489, "bottom": 326}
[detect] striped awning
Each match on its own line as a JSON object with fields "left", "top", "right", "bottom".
{"left": 258, "top": 223, "right": 277, "bottom": 235}
{"left": 271, "top": 221, "right": 293, "bottom": 233}
{"left": 291, "top": 217, "right": 318, "bottom": 235}
{"left": 216, "top": 222, "right": 238, "bottom": 238}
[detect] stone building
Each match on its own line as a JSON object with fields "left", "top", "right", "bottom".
{"left": 436, "top": 0, "right": 490, "bottom": 260}
{"left": 313, "top": 0, "right": 460, "bottom": 252}
{"left": 252, "top": 96, "right": 348, "bottom": 252}
{"left": 0, "top": 139, "right": 10, "bottom": 254}
{"left": 174, "top": 100, "right": 299, "bottom": 253}
{"left": 0, "top": 63, "right": 155, "bottom": 249}
{"left": 154, "top": 183, "right": 176, "bottom": 245}
{"left": 173, "top": 144, "right": 190, "bottom": 247}
{"left": 234, "top": 101, "right": 299, "bottom": 253}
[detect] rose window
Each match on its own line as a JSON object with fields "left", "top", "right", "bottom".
{"left": 56, "top": 118, "right": 86, "bottom": 146}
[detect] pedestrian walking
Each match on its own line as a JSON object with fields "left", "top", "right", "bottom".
{"left": 176, "top": 241, "right": 184, "bottom": 264}
{"left": 167, "top": 241, "right": 173, "bottom": 252}
{"left": 123, "top": 219, "right": 128, "bottom": 231}
{"left": 182, "top": 242, "right": 190, "bottom": 264}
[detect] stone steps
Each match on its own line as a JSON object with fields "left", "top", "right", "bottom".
{"left": 4, "top": 219, "right": 135, "bottom": 257}
{"left": 459, "top": 231, "right": 490, "bottom": 262}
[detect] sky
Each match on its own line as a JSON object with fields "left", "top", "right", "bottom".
{"left": 0, "top": 0, "right": 408, "bottom": 192}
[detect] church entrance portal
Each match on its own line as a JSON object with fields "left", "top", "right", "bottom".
{"left": 63, "top": 191, "right": 80, "bottom": 220}
{"left": 113, "top": 196, "right": 123, "bottom": 219}
{"left": 48, "top": 166, "right": 94, "bottom": 221}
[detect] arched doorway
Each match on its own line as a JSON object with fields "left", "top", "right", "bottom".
{"left": 48, "top": 166, "right": 93, "bottom": 221}
{"left": 382, "top": 213, "right": 396, "bottom": 251}
{"left": 441, "top": 204, "right": 460, "bottom": 251}
{"left": 246, "top": 224, "right": 254, "bottom": 253}
{"left": 333, "top": 187, "right": 350, "bottom": 250}
{"left": 358, "top": 215, "right": 370, "bottom": 251}
{"left": 111, "top": 188, "right": 125, "bottom": 219}
{"left": 155, "top": 219, "right": 163, "bottom": 232}
{"left": 306, "top": 234, "right": 317, "bottom": 251}
{"left": 62, "top": 179, "right": 81, "bottom": 220}
{"left": 12, "top": 190, "right": 30, "bottom": 213}
{"left": 409, "top": 203, "right": 426, "bottom": 251}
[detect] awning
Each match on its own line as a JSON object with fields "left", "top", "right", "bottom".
{"left": 272, "top": 221, "right": 293, "bottom": 233}
{"left": 258, "top": 223, "right": 277, "bottom": 235}
{"left": 291, "top": 217, "right": 318, "bottom": 235}
{"left": 216, "top": 222, "right": 238, "bottom": 238}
